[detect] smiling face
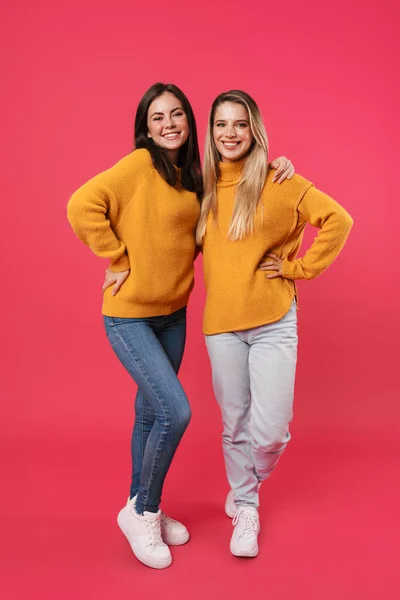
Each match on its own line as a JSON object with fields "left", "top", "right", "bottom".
{"left": 147, "top": 92, "right": 190, "bottom": 162}
{"left": 213, "top": 101, "right": 254, "bottom": 163}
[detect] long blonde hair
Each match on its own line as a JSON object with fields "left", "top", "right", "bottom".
{"left": 196, "top": 90, "right": 269, "bottom": 244}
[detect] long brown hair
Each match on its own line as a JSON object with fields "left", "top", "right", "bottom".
{"left": 135, "top": 83, "right": 203, "bottom": 200}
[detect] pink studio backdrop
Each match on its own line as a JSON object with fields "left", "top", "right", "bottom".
{"left": 1, "top": 1, "right": 399, "bottom": 599}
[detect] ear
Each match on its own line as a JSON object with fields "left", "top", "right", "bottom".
{"left": 147, "top": 132, "right": 152, "bottom": 138}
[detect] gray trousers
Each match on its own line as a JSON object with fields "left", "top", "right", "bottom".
{"left": 205, "top": 302, "right": 298, "bottom": 508}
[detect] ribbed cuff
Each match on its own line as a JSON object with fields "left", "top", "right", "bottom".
{"left": 109, "top": 252, "right": 130, "bottom": 272}
{"left": 281, "top": 258, "right": 296, "bottom": 279}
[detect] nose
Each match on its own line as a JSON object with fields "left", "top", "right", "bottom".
{"left": 164, "top": 116, "right": 176, "bottom": 130}
{"left": 226, "top": 125, "right": 236, "bottom": 138}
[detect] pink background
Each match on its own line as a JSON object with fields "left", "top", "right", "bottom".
{"left": 1, "top": 1, "right": 399, "bottom": 598}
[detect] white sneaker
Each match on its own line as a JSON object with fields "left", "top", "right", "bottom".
{"left": 225, "top": 489, "right": 237, "bottom": 518}
{"left": 117, "top": 498, "right": 172, "bottom": 569}
{"left": 225, "top": 483, "right": 262, "bottom": 518}
{"left": 230, "top": 507, "right": 260, "bottom": 558}
{"left": 161, "top": 512, "right": 190, "bottom": 546}
{"left": 123, "top": 495, "right": 189, "bottom": 546}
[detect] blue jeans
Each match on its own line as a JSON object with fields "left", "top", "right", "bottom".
{"left": 104, "top": 307, "right": 191, "bottom": 514}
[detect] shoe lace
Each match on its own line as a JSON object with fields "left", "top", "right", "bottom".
{"left": 146, "top": 517, "right": 163, "bottom": 547}
{"left": 161, "top": 511, "right": 176, "bottom": 525}
{"left": 232, "top": 509, "right": 258, "bottom": 538}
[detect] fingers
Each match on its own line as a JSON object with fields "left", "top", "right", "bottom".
{"left": 104, "top": 269, "right": 129, "bottom": 296}
{"left": 102, "top": 276, "right": 115, "bottom": 293}
{"left": 277, "top": 169, "right": 291, "bottom": 183}
{"left": 269, "top": 158, "right": 280, "bottom": 170}
{"left": 271, "top": 157, "right": 287, "bottom": 182}
{"left": 102, "top": 269, "right": 116, "bottom": 293}
{"left": 276, "top": 170, "right": 288, "bottom": 184}
{"left": 272, "top": 163, "right": 284, "bottom": 182}
{"left": 276, "top": 163, "right": 294, "bottom": 184}
{"left": 270, "top": 157, "right": 285, "bottom": 182}
{"left": 259, "top": 264, "right": 280, "bottom": 271}
{"left": 259, "top": 252, "right": 282, "bottom": 275}
{"left": 271, "top": 159, "right": 294, "bottom": 184}
{"left": 259, "top": 253, "right": 280, "bottom": 264}
{"left": 259, "top": 264, "right": 283, "bottom": 276}
{"left": 112, "top": 279, "right": 124, "bottom": 296}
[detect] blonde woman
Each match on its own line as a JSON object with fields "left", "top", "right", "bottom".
{"left": 197, "top": 90, "right": 353, "bottom": 558}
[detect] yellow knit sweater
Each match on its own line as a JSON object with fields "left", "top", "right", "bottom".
{"left": 202, "top": 160, "right": 353, "bottom": 335}
{"left": 67, "top": 149, "right": 200, "bottom": 317}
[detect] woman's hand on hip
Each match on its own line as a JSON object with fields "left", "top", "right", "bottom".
{"left": 102, "top": 268, "right": 130, "bottom": 296}
{"left": 259, "top": 253, "right": 283, "bottom": 279}
{"left": 270, "top": 156, "right": 295, "bottom": 183}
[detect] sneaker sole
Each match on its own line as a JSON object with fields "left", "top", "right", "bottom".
{"left": 117, "top": 509, "right": 172, "bottom": 570}
{"left": 163, "top": 530, "right": 190, "bottom": 546}
{"left": 230, "top": 539, "right": 259, "bottom": 558}
{"left": 231, "top": 547, "right": 259, "bottom": 558}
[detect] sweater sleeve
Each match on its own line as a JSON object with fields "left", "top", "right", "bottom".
{"left": 281, "top": 186, "right": 353, "bottom": 280}
{"left": 67, "top": 151, "right": 152, "bottom": 272}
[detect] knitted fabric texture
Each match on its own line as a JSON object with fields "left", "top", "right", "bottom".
{"left": 68, "top": 149, "right": 200, "bottom": 317}
{"left": 202, "top": 160, "right": 353, "bottom": 334}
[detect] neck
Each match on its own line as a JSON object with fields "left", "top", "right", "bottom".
{"left": 218, "top": 157, "right": 246, "bottom": 183}
{"left": 164, "top": 148, "right": 180, "bottom": 165}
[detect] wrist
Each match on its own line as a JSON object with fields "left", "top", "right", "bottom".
{"left": 110, "top": 252, "right": 130, "bottom": 272}
{"left": 281, "top": 258, "right": 296, "bottom": 279}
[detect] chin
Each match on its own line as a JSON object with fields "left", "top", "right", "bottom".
{"left": 167, "top": 139, "right": 187, "bottom": 149}
{"left": 160, "top": 142, "right": 180, "bottom": 151}
{"left": 222, "top": 153, "right": 242, "bottom": 162}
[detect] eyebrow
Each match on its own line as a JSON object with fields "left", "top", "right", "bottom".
{"left": 150, "top": 107, "right": 183, "bottom": 118}
{"left": 214, "top": 119, "right": 249, "bottom": 124}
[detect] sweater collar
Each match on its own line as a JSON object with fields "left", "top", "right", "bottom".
{"left": 217, "top": 158, "right": 246, "bottom": 185}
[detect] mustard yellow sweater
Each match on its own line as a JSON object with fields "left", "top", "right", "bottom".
{"left": 202, "top": 160, "right": 353, "bottom": 335}
{"left": 67, "top": 149, "right": 200, "bottom": 317}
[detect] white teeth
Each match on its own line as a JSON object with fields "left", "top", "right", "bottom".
{"left": 164, "top": 133, "right": 179, "bottom": 140}
{"left": 223, "top": 142, "right": 238, "bottom": 148}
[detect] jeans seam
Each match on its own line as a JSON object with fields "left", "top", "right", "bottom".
{"left": 141, "top": 425, "right": 170, "bottom": 511}
{"left": 111, "top": 325, "right": 168, "bottom": 411}
{"left": 140, "top": 398, "right": 146, "bottom": 461}
{"left": 110, "top": 324, "right": 172, "bottom": 513}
